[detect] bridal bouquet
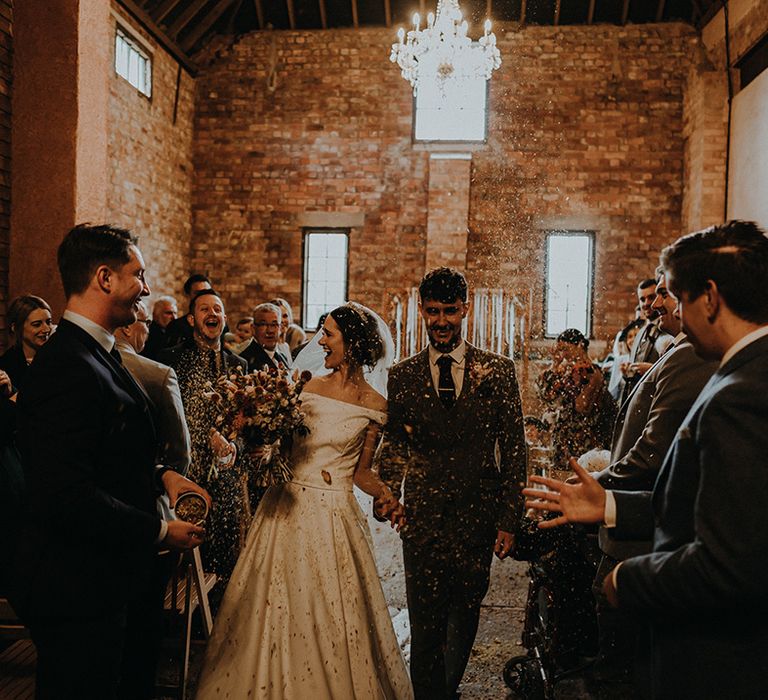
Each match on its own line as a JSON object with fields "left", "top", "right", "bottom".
{"left": 205, "top": 367, "right": 312, "bottom": 487}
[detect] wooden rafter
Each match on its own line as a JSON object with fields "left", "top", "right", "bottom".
{"left": 621, "top": 0, "right": 630, "bottom": 25}
{"left": 319, "top": 0, "right": 327, "bottom": 29}
{"left": 520, "top": 0, "right": 527, "bottom": 24}
{"left": 554, "top": 0, "right": 561, "bottom": 26}
{"left": 181, "top": 0, "right": 239, "bottom": 50}
{"left": 384, "top": 0, "right": 391, "bottom": 27}
{"left": 655, "top": 0, "right": 666, "bottom": 22}
{"left": 351, "top": 0, "right": 358, "bottom": 28}
{"left": 115, "top": 0, "right": 196, "bottom": 74}
{"left": 254, "top": 0, "right": 264, "bottom": 29}
{"left": 587, "top": 0, "right": 596, "bottom": 24}
{"left": 286, "top": 0, "right": 296, "bottom": 29}
{"left": 151, "top": 0, "right": 184, "bottom": 24}
{"left": 167, "top": 0, "right": 208, "bottom": 39}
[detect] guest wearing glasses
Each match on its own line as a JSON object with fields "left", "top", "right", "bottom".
{"left": 239, "top": 302, "right": 291, "bottom": 372}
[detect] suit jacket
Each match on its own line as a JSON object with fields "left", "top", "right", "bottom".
{"left": 11, "top": 319, "right": 161, "bottom": 619}
{"left": 117, "top": 340, "right": 191, "bottom": 474}
{"left": 0, "top": 344, "right": 30, "bottom": 394}
{"left": 614, "top": 333, "right": 768, "bottom": 698}
{"left": 619, "top": 323, "right": 673, "bottom": 404}
{"left": 139, "top": 320, "right": 169, "bottom": 361}
{"left": 239, "top": 340, "right": 289, "bottom": 372}
{"left": 379, "top": 343, "right": 526, "bottom": 542}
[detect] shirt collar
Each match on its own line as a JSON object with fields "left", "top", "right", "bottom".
{"left": 673, "top": 332, "right": 686, "bottom": 345}
{"left": 720, "top": 325, "right": 768, "bottom": 367}
{"left": 428, "top": 339, "right": 466, "bottom": 366}
{"left": 63, "top": 310, "right": 115, "bottom": 354}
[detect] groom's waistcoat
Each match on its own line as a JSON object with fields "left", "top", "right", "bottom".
{"left": 381, "top": 344, "right": 526, "bottom": 537}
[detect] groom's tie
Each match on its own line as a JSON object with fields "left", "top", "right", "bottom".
{"left": 436, "top": 355, "right": 456, "bottom": 410}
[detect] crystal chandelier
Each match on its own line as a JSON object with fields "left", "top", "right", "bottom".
{"left": 390, "top": 0, "right": 501, "bottom": 92}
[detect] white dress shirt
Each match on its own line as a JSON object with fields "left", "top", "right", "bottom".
{"left": 428, "top": 340, "right": 466, "bottom": 398}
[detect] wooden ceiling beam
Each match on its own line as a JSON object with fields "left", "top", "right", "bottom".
{"left": 115, "top": 0, "right": 196, "bottom": 74}
{"left": 656, "top": 0, "right": 666, "bottom": 22}
{"left": 554, "top": 0, "right": 561, "bottom": 26}
{"left": 181, "top": 0, "right": 239, "bottom": 51}
{"left": 319, "top": 0, "right": 327, "bottom": 29}
{"left": 621, "top": 0, "right": 630, "bottom": 25}
{"left": 351, "top": 0, "right": 359, "bottom": 28}
{"left": 384, "top": 0, "right": 391, "bottom": 27}
{"left": 254, "top": 0, "right": 264, "bottom": 29}
{"left": 587, "top": 0, "right": 596, "bottom": 24}
{"left": 167, "top": 0, "right": 208, "bottom": 39}
{"left": 286, "top": 0, "right": 296, "bottom": 29}
{"left": 151, "top": 0, "right": 184, "bottom": 24}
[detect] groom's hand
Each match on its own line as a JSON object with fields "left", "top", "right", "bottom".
{"left": 162, "top": 470, "right": 212, "bottom": 509}
{"left": 494, "top": 530, "right": 515, "bottom": 559}
{"left": 163, "top": 520, "right": 206, "bottom": 550}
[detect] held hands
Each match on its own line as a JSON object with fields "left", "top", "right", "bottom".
{"left": 521, "top": 457, "right": 606, "bottom": 528}
{"left": 494, "top": 530, "right": 515, "bottom": 560}
{"left": 374, "top": 490, "right": 406, "bottom": 532}
{"left": 163, "top": 519, "right": 206, "bottom": 550}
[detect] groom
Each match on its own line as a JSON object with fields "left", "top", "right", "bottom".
{"left": 378, "top": 267, "right": 527, "bottom": 699}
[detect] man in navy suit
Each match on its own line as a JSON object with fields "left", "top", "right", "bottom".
{"left": 12, "top": 224, "right": 209, "bottom": 699}
{"left": 239, "top": 302, "right": 291, "bottom": 371}
{"left": 524, "top": 221, "right": 768, "bottom": 699}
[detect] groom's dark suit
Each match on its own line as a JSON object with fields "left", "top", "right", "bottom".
{"left": 611, "top": 333, "right": 768, "bottom": 699}
{"left": 380, "top": 343, "right": 526, "bottom": 699}
{"left": 11, "top": 318, "right": 162, "bottom": 698}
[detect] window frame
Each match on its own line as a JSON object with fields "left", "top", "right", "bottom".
{"left": 114, "top": 25, "right": 153, "bottom": 99}
{"left": 543, "top": 230, "right": 596, "bottom": 339}
{"left": 412, "top": 76, "right": 491, "bottom": 145}
{"left": 301, "top": 228, "right": 350, "bottom": 331}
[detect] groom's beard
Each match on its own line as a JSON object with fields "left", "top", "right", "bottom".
{"left": 427, "top": 325, "right": 462, "bottom": 352}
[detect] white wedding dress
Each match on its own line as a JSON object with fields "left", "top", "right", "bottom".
{"left": 196, "top": 392, "right": 413, "bottom": 699}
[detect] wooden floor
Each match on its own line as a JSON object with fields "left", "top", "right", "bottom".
{"left": 0, "top": 640, "right": 35, "bottom": 699}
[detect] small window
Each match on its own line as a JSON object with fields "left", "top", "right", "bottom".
{"left": 544, "top": 232, "right": 595, "bottom": 337}
{"left": 414, "top": 53, "right": 488, "bottom": 142}
{"left": 302, "top": 230, "right": 349, "bottom": 330}
{"left": 115, "top": 27, "right": 152, "bottom": 98}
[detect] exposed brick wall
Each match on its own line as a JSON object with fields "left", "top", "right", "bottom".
{"left": 192, "top": 23, "right": 700, "bottom": 345}
{"left": 107, "top": 4, "right": 194, "bottom": 305}
{"left": 0, "top": 1, "right": 10, "bottom": 351}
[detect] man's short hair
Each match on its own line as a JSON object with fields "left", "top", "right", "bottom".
{"left": 419, "top": 267, "right": 468, "bottom": 303}
{"left": 183, "top": 273, "right": 211, "bottom": 296}
{"left": 189, "top": 288, "right": 223, "bottom": 314}
{"left": 637, "top": 278, "right": 657, "bottom": 291}
{"left": 153, "top": 295, "right": 177, "bottom": 312}
{"left": 57, "top": 224, "right": 137, "bottom": 298}
{"left": 253, "top": 302, "right": 281, "bottom": 318}
{"left": 660, "top": 220, "right": 768, "bottom": 324}
{"left": 236, "top": 316, "right": 254, "bottom": 328}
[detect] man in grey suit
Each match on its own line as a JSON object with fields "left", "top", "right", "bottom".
{"left": 115, "top": 299, "right": 191, "bottom": 474}
{"left": 378, "top": 267, "right": 527, "bottom": 700}
{"left": 524, "top": 221, "right": 768, "bottom": 699}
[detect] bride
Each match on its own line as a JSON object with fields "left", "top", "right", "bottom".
{"left": 196, "top": 302, "right": 413, "bottom": 699}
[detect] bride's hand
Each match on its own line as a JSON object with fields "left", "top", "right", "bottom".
{"left": 210, "top": 429, "right": 237, "bottom": 468}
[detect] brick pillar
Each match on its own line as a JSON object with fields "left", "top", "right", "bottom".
{"left": 425, "top": 153, "right": 471, "bottom": 271}
{"left": 10, "top": 0, "right": 110, "bottom": 316}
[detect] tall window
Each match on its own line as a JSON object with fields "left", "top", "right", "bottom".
{"left": 302, "top": 230, "right": 349, "bottom": 330}
{"left": 544, "top": 231, "right": 595, "bottom": 337}
{"left": 414, "top": 57, "right": 488, "bottom": 142}
{"left": 115, "top": 27, "right": 152, "bottom": 98}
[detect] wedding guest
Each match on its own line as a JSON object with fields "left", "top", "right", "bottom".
{"left": 524, "top": 220, "right": 768, "bottom": 699}
{"left": 164, "top": 273, "right": 212, "bottom": 348}
{"left": 0, "top": 294, "right": 53, "bottom": 393}
{"left": 606, "top": 318, "right": 645, "bottom": 400}
{"left": 159, "top": 289, "right": 248, "bottom": 600}
{"left": 268, "top": 296, "right": 294, "bottom": 366}
{"left": 10, "top": 224, "right": 207, "bottom": 699}
{"left": 141, "top": 294, "right": 177, "bottom": 360}
{"left": 0, "top": 368, "right": 22, "bottom": 591}
{"left": 285, "top": 322, "right": 307, "bottom": 355}
{"left": 537, "top": 329, "right": 616, "bottom": 472}
{"left": 378, "top": 267, "right": 526, "bottom": 699}
{"left": 239, "top": 302, "right": 291, "bottom": 371}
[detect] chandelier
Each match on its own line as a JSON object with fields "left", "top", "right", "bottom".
{"left": 390, "top": 0, "right": 501, "bottom": 92}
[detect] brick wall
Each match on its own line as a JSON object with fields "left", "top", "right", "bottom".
{"left": 192, "top": 23, "right": 700, "bottom": 344}
{"left": 107, "top": 5, "right": 195, "bottom": 305}
{"left": 0, "top": 1, "right": 10, "bottom": 351}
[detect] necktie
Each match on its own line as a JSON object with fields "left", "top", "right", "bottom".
{"left": 437, "top": 355, "right": 456, "bottom": 410}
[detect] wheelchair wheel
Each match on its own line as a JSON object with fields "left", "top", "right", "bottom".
{"left": 503, "top": 654, "right": 546, "bottom": 700}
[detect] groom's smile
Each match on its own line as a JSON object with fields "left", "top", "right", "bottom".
{"left": 420, "top": 298, "right": 468, "bottom": 352}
